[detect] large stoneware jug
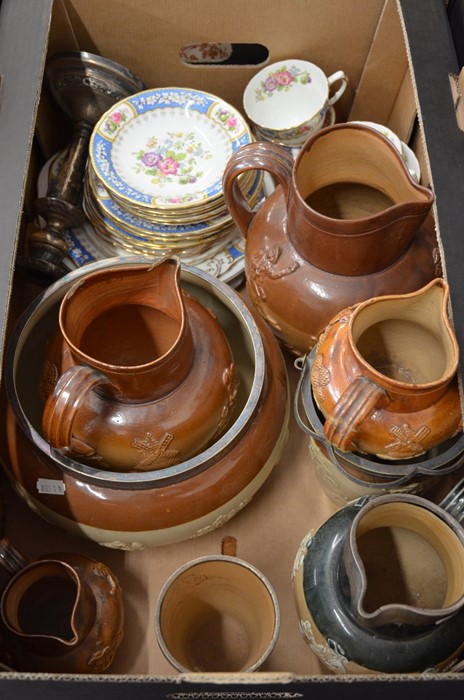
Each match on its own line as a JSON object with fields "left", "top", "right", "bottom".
{"left": 223, "top": 123, "right": 438, "bottom": 355}
{"left": 41, "top": 257, "right": 237, "bottom": 471}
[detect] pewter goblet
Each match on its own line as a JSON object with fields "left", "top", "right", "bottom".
{"left": 20, "top": 51, "right": 145, "bottom": 282}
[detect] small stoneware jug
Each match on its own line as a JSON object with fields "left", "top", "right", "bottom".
{"left": 222, "top": 122, "right": 438, "bottom": 354}
{"left": 293, "top": 346, "right": 464, "bottom": 505}
{"left": 293, "top": 488, "right": 464, "bottom": 674}
{"left": 40, "top": 257, "right": 238, "bottom": 471}
{"left": 310, "top": 278, "right": 462, "bottom": 459}
{"left": 0, "top": 539, "right": 124, "bottom": 673}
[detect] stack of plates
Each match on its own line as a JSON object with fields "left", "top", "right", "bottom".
{"left": 37, "top": 153, "right": 248, "bottom": 287}
{"left": 85, "top": 87, "right": 263, "bottom": 261}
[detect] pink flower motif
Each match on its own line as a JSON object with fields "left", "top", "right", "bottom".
{"left": 111, "top": 112, "right": 123, "bottom": 123}
{"left": 157, "top": 157, "right": 179, "bottom": 175}
{"left": 264, "top": 76, "right": 278, "bottom": 92}
{"left": 226, "top": 115, "right": 238, "bottom": 128}
{"left": 276, "top": 70, "right": 293, "bottom": 86}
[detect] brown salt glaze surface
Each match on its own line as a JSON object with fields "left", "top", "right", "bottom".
{"left": 0, "top": 553, "right": 124, "bottom": 673}
{"left": 79, "top": 305, "right": 180, "bottom": 366}
{"left": 1, "top": 351, "right": 462, "bottom": 676}
{"left": 16, "top": 574, "right": 78, "bottom": 639}
{"left": 222, "top": 123, "right": 437, "bottom": 354}
{"left": 1, "top": 261, "right": 289, "bottom": 547}
{"left": 305, "top": 182, "right": 395, "bottom": 219}
{"left": 311, "top": 279, "right": 462, "bottom": 459}
{"left": 41, "top": 259, "right": 238, "bottom": 471}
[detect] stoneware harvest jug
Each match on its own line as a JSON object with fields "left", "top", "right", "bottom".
{"left": 222, "top": 122, "right": 439, "bottom": 355}
{"left": 0, "top": 538, "right": 124, "bottom": 673}
{"left": 293, "top": 486, "right": 464, "bottom": 674}
{"left": 310, "top": 278, "right": 462, "bottom": 460}
{"left": 293, "top": 343, "right": 464, "bottom": 505}
{"left": 40, "top": 256, "right": 238, "bottom": 471}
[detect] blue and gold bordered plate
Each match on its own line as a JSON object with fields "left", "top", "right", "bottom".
{"left": 37, "top": 151, "right": 247, "bottom": 286}
{"left": 89, "top": 87, "right": 253, "bottom": 210}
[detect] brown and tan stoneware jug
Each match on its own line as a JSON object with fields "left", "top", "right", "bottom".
{"left": 0, "top": 541, "right": 124, "bottom": 673}
{"left": 40, "top": 257, "right": 238, "bottom": 471}
{"left": 223, "top": 122, "right": 438, "bottom": 355}
{"left": 310, "top": 278, "right": 462, "bottom": 459}
{"left": 2, "top": 259, "right": 289, "bottom": 548}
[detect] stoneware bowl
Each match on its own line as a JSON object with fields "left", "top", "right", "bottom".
{"left": 1, "top": 257, "right": 289, "bottom": 549}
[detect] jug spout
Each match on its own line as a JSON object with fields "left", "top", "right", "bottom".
{"left": 0, "top": 553, "right": 124, "bottom": 673}
{"left": 343, "top": 494, "right": 464, "bottom": 627}
{"left": 349, "top": 277, "right": 459, "bottom": 403}
{"left": 55, "top": 255, "right": 194, "bottom": 402}
{"left": 289, "top": 123, "right": 435, "bottom": 276}
{"left": 312, "top": 278, "right": 462, "bottom": 459}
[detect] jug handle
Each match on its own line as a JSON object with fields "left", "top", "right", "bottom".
{"left": 222, "top": 141, "right": 294, "bottom": 238}
{"left": 324, "top": 376, "right": 388, "bottom": 452}
{"left": 42, "top": 364, "right": 110, "bottom": 456}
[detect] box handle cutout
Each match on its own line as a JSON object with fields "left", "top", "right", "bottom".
{"left": 179, "top": 42, "right": 269, "bottom": 66}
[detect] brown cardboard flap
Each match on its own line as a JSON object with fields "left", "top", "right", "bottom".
{"left": 34, "top": 0, "right": 389, "bottom": 160}
{"left": 350, "top": 0, "right": 415, "bottom": 141}
{"left": 35, "top": 0, "right": 82, "bottom": 159}
{"left": 449, "top": 68, "right": 464, "bottom": 131}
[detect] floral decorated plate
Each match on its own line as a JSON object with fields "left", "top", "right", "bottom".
{"left": 61, "top": 222, "right": 246, "bottom": 287}
{"left": 86, "top": 163, "right": 264, "bottom": 236}
{"left": 37, "top": 151, "right": 247, "bottom": 286}
{"left": 89, "top": 87, "right": 252, "bottom": 210}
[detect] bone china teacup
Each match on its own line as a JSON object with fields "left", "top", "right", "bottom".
{"left": 243, "top": 58, "right": 347, "bottom": 144}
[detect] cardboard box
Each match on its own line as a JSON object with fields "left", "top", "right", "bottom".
{"left": 1, "top": 0, "right": 464, "bottom": 696}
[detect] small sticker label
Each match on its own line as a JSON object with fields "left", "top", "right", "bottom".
{"left": 37, "top": 478, "right": 66, "bottom": 495}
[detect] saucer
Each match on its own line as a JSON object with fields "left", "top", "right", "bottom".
{"left": 350, "top": 120, "right": 421, "bottom": 182}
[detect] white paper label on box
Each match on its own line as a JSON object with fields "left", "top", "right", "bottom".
{"left": 37, "top": 478, "right": 66, "bottom": 495}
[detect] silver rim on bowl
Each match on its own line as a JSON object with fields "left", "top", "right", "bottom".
{"left": 6, "top": 256, "right": 266, "bottom": 488}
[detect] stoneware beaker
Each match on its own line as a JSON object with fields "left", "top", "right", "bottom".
{"left": 41, "top": 256, "right": 238, "bottom": 471}
{"left": 155, "top": 538, "right": 280, "bottom": 672}
{"left": 222, "top": 122, "right": 438, "bottom": 354}
{"left": 293, "top": 488, "right": 464, "bottom": 674}
{"left": 310, "top": 278, "right": 462, "bottom": 459}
